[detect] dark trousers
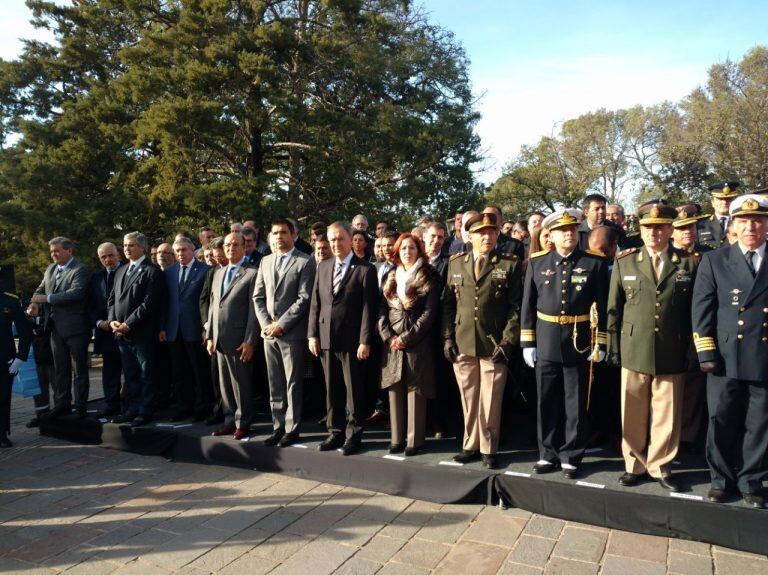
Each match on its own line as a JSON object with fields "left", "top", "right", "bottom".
{"left": 706, "top": 375, "right": 768, "bottom": 494}
{"left": 33, "top": 363, "right": 55, "bottom": 415}
{"left": 50, "top": 328, "right": 90, "bottom": 410}
{"left": 153, "top": 342, "right": 173, "bottom": 407}
{"left": 587, "top": 363, "right": 621, "bottom": 443}
{"left": 0, "top": 370, "right": 11, "bottom": 435}
{"left": 536, "top": 359, "right": 588, "bottom": 466}
{"left": 209, "top": 352, "right": 223, "bottom": 418}
{"left": 169, "top": 338, "right": 212, "bottom": 415}
{"left": 321, "top": 350, "right": 367, "bottom": 440}
{"left": 118, "top": 340, "right": 155, "bottom": 415}
{"left": 101, "top": 344, "right": 123, "bottom": 411}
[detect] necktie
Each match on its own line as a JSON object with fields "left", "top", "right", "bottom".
{"left": 222, "top": 266, "right": 236, "bottom": 295}
{"left": 53, "top": 266, "right": 64, "bottom": 291}
{"left": 179, "top": 265, "right": 188, "bottom": 288}
{"left": 746, "top": 251, "right": 757, "bottom": 278}
{"left": 333, "top": 262, "right": 344, "bottom": 295}
{"left": 474, "top": 255, "right": 485, "bottom": 280}
{"left": 720, "top": 217, "right": 727, "bottom": 232}
{"left": 106, "top": 269, "right": 114, "bottom": 293}
{"left": 275, "top": 255, "right": 286, "bottom": 284}
{"left": 127, "top": 263, "right": 136, "bottom": 276}
{"left": 652, "top": 253, "right": 662, "bottom": 282}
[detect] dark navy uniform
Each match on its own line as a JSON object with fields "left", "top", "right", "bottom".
{"left": 521, "top": 245, "right": 608, "bottom": 467}
{"left": 696, "top": 215, "right": 728, "bottom": 249}
{"left": 1, "top": 292, "right": 32, "bottom": 439}
{"left": 692, "top": 240, "right": 768, "bottom": 497}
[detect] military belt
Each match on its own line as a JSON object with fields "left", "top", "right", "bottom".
{"left": 537, "top": 311, "right": 590, "bottom": 326}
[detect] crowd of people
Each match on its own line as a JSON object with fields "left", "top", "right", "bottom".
{"left": 1, "top": 181, "right": 767, "bottom": 509}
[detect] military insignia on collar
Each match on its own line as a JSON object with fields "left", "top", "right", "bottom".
{"left": 671, "top": 253, "right": 679, "bottom": 263}
{"left": 491, "top": 255, "right": 498, "bottom": 264}
{"left": 573, "top": 267, "right": 586, "bottom": 273}
{"left": 730, "top": 289, "right": 743, "bottom": 294}
{"left": 541, "top": 269, "right": 555, "bottom": 276}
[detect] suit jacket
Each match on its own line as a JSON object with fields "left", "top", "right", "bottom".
{"left": 308, "top": 254, "right": 378, "bottom": 352}
{"left": 295, "top": 237, "right": 313, "bottom": 256}
{"left": 89, "top": 263, "right": 123, "bottom": 352}
{"left": 430, "top": 254, "right": 449, "bottom": 286}
{"left": 696, "top": 215, "right": 727, "bottom": 248}
{"left": 577, "top": 219, "right": 626, "bottom": 251}
{"left": 34, "top": 259, "right": 92, "bottom": 338}
{"left": 245, "top": 250, "right": 263, "bottom": 269}
{"left": 108, "top": 258, "right": 163, "bottom": 343}
{"left": 207, "top": 263, "right": 259, "bottom": 354}
{"left": 254, "top": 250, "right": 316, "bottom": 341}
{"left": 199, "top": 265, "right": 218, "bottom": 327}
{"left": 374, "top": 261, "right": 395, "bottom": 291}
{"left": 163, "top": 259, "right": 210, "bottom": 342}
{"left": 607, "top": 246, "right": 698, "bottom": 375}
{"left": 692, "top": 243, "right": 768, "bottom": 381}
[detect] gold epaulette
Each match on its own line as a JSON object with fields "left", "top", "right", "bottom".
{"left": 529, "top": 249, "right": 550, "bottom": 259}
{"left": 585, "top": 249, "right": 605, "bottom": 258}
{"left": 2, "top": 292, "right": 18, "bottom": 299}
{"left": 449, "top": 251, "right": 466, "bottom": 261}
{"left": 693, "top": 332, "right": 717, "bottom": 352}
{"left": 616, "top": 248, "right": 638, "bottom": 259}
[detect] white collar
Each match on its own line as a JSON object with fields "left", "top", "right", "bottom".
{"left": 335, "top": 251, "right": 354, "bottom": 267}
{"left": 738, "top": 242, "right": 766, "bottom": 257}
{"left": 128, "top": 255, "right": 146, "bottom": 268}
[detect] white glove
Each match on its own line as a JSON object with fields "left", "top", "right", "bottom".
{"left": 523, "top": 348, "right": 538, "bottom": 368}
{"left": 7, "top": 358, "right": 24, "bottom": 375}
{"left": 588, "top": 349, "right": 606, "bottom": 363}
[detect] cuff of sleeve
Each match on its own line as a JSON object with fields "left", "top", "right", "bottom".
{"left": 47, "top": 295, "right": 52, "bottom": 304}
{"left": 520, "top": 329, "right": 536, "bottom": 344}
{"left": 595, "top": 331, "right": 607, "bottom": 345}
{"left": 693, "top": 332, "right": 717, "bottom": 353}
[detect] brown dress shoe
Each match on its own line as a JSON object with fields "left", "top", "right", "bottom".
{"left": 211, "top": 424, "right": 236, "bottom": 437}
{"left": 232, "top": 428, "right": 249, "bottom": 441}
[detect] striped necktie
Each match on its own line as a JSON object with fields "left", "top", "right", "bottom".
{"left": 332, "top": 261, "right": 345, "bottom": 295}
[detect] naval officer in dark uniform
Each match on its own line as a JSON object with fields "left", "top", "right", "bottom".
{"left": 442, "top": 212, "right": 523, "bottom": 469}
{"left": 521, "top": 209, "right": 609, "bottom": 479}
{"left": 607, "top": 200, "right": 699, "bottom": 492}
{"left": 696, "top": 181, "right": 740, "bottom": 249}
{"left": 692, "top": 193, "right": 768, "bottom": 509}
{"left": 0, "top": 288, "right": 32, "bottom": 447}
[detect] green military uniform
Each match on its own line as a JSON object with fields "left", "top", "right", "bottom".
{"left": 0, "top": 291, "right": 32, "bottom": 442}
{"left": 442, "top": 213, "right": 523, "bottom": 464}
{"left": 606, "top": 201, "right": 699, "bottom": 487}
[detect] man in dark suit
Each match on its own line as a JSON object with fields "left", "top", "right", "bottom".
{"left": 692, "top": 194, "right": 768, "bottom": 509}
{"left": 696, "top": 181, "right": 740, "bottom": 249}
{"left": 576, "top": 193, "right": 627, "bottom": 250}
{"left": 199, "top": 236, "right": 227, "bottom": 424}
{"left": 448, "top": 211, "right": 478, "bottom": 255}
{"left": 254, "top": 219, "right": 316, "bottom": 446}
{"left": 90, "top": 243, "right": 124, "bottom": 418}
{"left": 483, "top": 206, "right": 525, "bottom": 260}
{"left": 241, "top": 226, "right": 264, "bottom": 268}
{"left": 308, "top": 221, "right": 378, "bottom": 455}
{"left": 424, "top": 223, "right": 449, "bottom": 281}
{"left": 29, "top": 237, "right": 92, "bottom": 418}
{"left": 206, "top": 232, "right": 259, "bottom": 440}
{"left": 287, "top": 218, "right": 314, "bottom": 256}
{"left": 108, "top": 231, "right": 164, "bottom": 427}
{"left": 161, "top": 237, "right": 211, "bottom": 421}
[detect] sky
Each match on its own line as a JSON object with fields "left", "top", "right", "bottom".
{"left": 2, "top": 0, "right": 767, "bottom": 184}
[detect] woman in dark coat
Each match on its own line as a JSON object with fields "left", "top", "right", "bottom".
{"left": 378, "top": 233, "right": 441, "bottom": 455}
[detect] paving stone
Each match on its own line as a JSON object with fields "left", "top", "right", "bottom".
{"left": 504, "top": 507, "right": 533, "bottom": 520}
{"left": 376, "top": 563, "right": 429, "bottom": 575}
{"left": 712, "top": 545, "right": 768, "bottom": 559}
{"left": 394, "top": 500, "right": 442, "bottom": 525}
{"left": 433, "top": 540, "right": 509, "bottom": 575}
{"left": 542, "top": 556, "right": 598, "bottom": 575}
{"left": 391, "top": 538, "right": 451, "bottom": 569}
{"left": 605, "top": 530, "right": 668, "bottom": 564}
{"left": 357, "top": 534, "right": 406, "bottom": 563}
{"left": 349, "top": 493, "right": 413, "bottom": 523}
{"left": 140, "top": 526, "right": 224, "bottom": 570}
{"left": 414, "top": 516, "right": 470, "bottom": 543}
{"left": 498, "top": 563, "right": 544, "bottom": 575}
{"left": 712, "top": 552, "right": 768, "bottom": 575}
{"left": 185, "top": 537, "right": 257, "bottom": 573}
{"left": 379, "top": 521, "right": 422, "bottom": 540}
{"left": 669, "top": 538, "right": 711, "bottom": 556}
{"left": 109, "top": 558, "right": 172, "bottom": 575}
{"left": 668, "top": 550, "right": 713, "bottom": 575}
{"left": 552, "top": 526, "right": 607, "bottom": 563}
{"left": 63, "top": 555, "right": 123, "bottom": 575}
{"left": 600, "top": 555, "right": 666, "bottom": 575}
{"left": 524, "top": 516, "right": 565, "bottom": 539}
{"left": 507, "top": 535, "right": 556, "bottom": 567}
{"left": 0, "top": 556, "right": 58, "bottom": 574}
{"left": 461, "top": 506, "right": 527, "bottom": 547}
{"left": 250, "top": 531, "right": 311, "bottom": 562}
{"left": 334, "top": 556, "right": 383, "bottom": 575}
{"left": 330, "top": 514, "right": 385, "bottom": 547}
{"left": 270, "top": 538, "right": 358, "bottom": 575}
{"left": 215, "top": 551, "right": 279, "bottom": 575}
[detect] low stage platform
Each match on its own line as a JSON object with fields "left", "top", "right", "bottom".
{"left": 40, "top": 404, "right": 768, "bottom": 555}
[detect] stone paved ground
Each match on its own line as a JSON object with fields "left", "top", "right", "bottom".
{"left": 1, "top": 388, "right": 767, "bottom": 574}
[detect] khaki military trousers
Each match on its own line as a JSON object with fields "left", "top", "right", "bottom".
{"left": 388, "top": 382, "right": 426, "bottom": 449}
{"left": 453, "top": 356, "right": 507, "bottom": 454}
{"left": 621, "top": 368, "right": 685, "bottom": 478}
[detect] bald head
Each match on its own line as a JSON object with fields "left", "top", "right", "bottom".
{"left": 97, "top": 242, "right": 120, "bottom": 271}
{"left": 588, "top": 226, "right": 618, "bottom": 260}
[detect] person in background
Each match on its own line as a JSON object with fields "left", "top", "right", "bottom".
{"left": 199, "top": 227, "right": 215, "bottom": 249}
{"left": 375, "top": 220, "right": 389, "bottom": 238}
{"left": 150, "top": 245, "right": 159, "bottom": 265}
{"left": 379, "top": 233, "right": 441, "bottom": 456}
{"left": 0, "top": 290, "right": 32, "bottom": 447}
{"left": 199, "top": 236, "right": 227, "bottom": 425}
{"left": 373, "top": 237, "right": 385, "bottom": 263}
{"left": 448, "top": 210, "right": 478, "bottom": 255}
{"left": 286, "top": 218, "right": 313, "bottom": 255}
{"left": 156, "top": 243, "right": 176, "bottom": 270}
{"left": 352, "top": 230, "right": 369, "bottom": 260}
{"left": 697, "top": 181, "right": 740, "bottom": 249}
{"left": 314, "top": 237, "right": 332, "bottom": 263}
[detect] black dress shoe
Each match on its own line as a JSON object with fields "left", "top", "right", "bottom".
{"left": 481, "top": 454, "right": 499, "bottom": 469}
{"left": 263, "top": 430, "right": 285, "bottom": 447}
{"left": 618, "top": 472, "right": 640, "bottom": 486}
{"left": 743, "top": 493, "right": 766, "bottom": 509}
{"left": 318, "top": 434, "right": 345, "bottom": 451}
{"left": 48, "top": 405, "right": 71, "bottom": 419}
{"left": 131, "top": 414, "right": 152, "bottom": 427}
{"left": 278, "top": 432, "right": 300, "bottom": 447}
{"left": 0, "top": 435, "right": 12, "bottom": 448}
{"left": 561, "top": 467, "right": 579, "bottom": 480}
{"left": 657, "top": 476, "right": 680, "bottom": 492}
{"left": 389, "top": 442, "right": 405, "bottom": 454}
{"left": 532, "top": 461, "right": 560, "bottom": 474}
{"left": 452, "top": 450, "right": 480, "bottom": 464}
{"left": 111, "top": 413, "right": 136, "bottom": 424}
{"left": 404, "top": 446, "right": 422, "bottom": 457}
{"left": 342, "top": 438, "right": 362, "bottom": 456}
{"left": 76, "top": 407, "right": 87, "bottom": 419}
{"left": 707, "top": 488, "right": 727, "bottom": 503}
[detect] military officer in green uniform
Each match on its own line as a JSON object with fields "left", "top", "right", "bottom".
{"left": 0, "top": 287, "right": 33, "bottom": 447}
{"left": 697, "top": 181, "right": 740, "bottom": 248}
{"left": 521, "top": 209, "right": 608, "bottom": 479}
{"left": 607, "top": 200, "right": 699, "bottom": 492}
{"left": 442, "top": 212, "right": 523, "bottom": 469}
